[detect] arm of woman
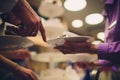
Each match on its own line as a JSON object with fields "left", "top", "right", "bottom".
{"left": 0, "top": 55, "right": 38, "bottom": 80}
{"left": 11, "top": 0, "right": 46, "bottom": 41}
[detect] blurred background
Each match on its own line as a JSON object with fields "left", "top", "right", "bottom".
{"left": 27, "top": 0, "right": 105, "bottom": 47}
{"left": 25, "top": 1, "right": 109, "bottom": 80}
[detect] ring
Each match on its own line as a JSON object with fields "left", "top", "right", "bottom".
{"left": 32, "top": 32, "right": 35, "bottom": 34}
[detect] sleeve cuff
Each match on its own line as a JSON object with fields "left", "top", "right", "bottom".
{"left": 97, "top": 43, "right": 109, "bottom": 59}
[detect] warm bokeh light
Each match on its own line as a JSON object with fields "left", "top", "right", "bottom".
{"left": 0, "top": 18, "right": 2, "bottom": 24}
{"left": 97, "top": 32, "right": 105, "bottom": 41}
{"left": 85, "top": 13, "right": 104, "bottom": 25}
{"left": 64, "top": 0, "right": 87, "bottom": 11}
{"left": 92, "top": 40, "right": 102, "bottom": 45}
{"left": 72, "top": 19, "right": 83, "bottom": 28}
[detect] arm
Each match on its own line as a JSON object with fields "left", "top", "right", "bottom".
{"left": 0, "top": 55, "right": 38, "bottom": 80}
{"left": 54, "top": 41, "right": 98, "bottom": 54}
{"left": 98, "top": 41, "right": 120, "bottom": 63}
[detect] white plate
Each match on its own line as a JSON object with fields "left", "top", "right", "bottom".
{"left": 65, "top": 53, "right": 97, "bottom": 63}
{"left": 31, "top": 52, "right": 68, "bottom": 62}
{"left": 64, "top": 36, "right": 93, "bottom": 42}
{"left": 0, "top": 35, "right": 33, "bottom": 50}
{"left": 47, "top": 36, "right": 93, "bottom": 47}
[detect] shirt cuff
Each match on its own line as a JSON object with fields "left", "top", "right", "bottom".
{"left": 98, "top": 43, "right": 109, "bottom": 60}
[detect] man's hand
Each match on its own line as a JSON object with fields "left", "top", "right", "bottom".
{"left": 54, "top": 41, "right": 98, "bottom": 54}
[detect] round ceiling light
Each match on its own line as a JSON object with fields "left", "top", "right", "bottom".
{"left": 72, "top": 19, "right": 83, "bottom": 28}
{"left": 64, "top": 0, "right": 87, "bottom": 11}
{"left": 85, "top": 13, "right": 104, "bottom": 25}
{"left": 97, "top": 32, "right": 105, "bottom": 41}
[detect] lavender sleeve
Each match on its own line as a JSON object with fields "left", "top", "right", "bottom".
{"left": 98, "top": 41, "right": 120, "bottom": 60}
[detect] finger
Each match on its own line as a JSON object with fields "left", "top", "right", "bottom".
{"left": 56, "top": 46, "right": 73, "bottom": 54}
{"left": 39, "top": 21, "right": 46, "bottom": 42}
{"left": 26, "top": 71, "right": 38, "bottom": 80}
{"left": 30, "top": 72, "right": 38, "bottom": 80}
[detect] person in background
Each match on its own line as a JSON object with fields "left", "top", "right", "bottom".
{"left": 0, "top": 0, "right": 47, "bottom": 80}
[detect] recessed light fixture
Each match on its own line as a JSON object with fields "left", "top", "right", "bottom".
{"left": 85, "top": 13, "right": 104, "bottom": 25}
{"left": 72, "top": 19, "right": 83, "bottom": 28}
{"left": 64, "top": 0, "right": 87, "bottom": 11}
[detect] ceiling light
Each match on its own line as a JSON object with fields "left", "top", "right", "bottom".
{"left": 97, "top": 32, "right": 105, "bottom": 41}
{"left": 72, "top": 19, "right": 83, "bottom": 28}
{"left": 85, "top": 13, "right": 104, "bottom": 25}
{"left": 64, "top": 0, "right": 87, "bottom": 11}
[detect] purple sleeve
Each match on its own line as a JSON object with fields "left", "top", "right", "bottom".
{"left": 98, "top": 41, "right": 120, "bottom": 60}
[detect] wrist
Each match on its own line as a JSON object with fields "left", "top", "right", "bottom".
{"left": 89, "top": 44, "right": 98, "bottom": 53}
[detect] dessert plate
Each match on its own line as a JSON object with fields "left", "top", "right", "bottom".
{"left": 47, "top": 36, "right": 93, "bottom": 47}
{"left": 0, "top": 35, "right": 33, "bottom": 50}
{"left": 65, "top": 53, "right": 97, "bottom": 63}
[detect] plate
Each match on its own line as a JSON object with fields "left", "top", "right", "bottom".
{"left": 31, "top": 52, "right": 68, "bottom": 62}
{"left": 0, "top": 35, "right": 33, "bottom": 50}
{"left": 64, "top": 36, "right": 93, "bottom": 42}
{"left": 65, "top": 53, "right": 97, "bottom": 63}
{"left": 47, "top": 36, "right": 93, "bottom": 47}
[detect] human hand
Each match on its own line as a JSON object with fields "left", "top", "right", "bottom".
{"left": 0, "top": 54, "right": 38, "bottom": 80}
{"left": 14, "top": 65, "right": 38, "bottom": 80}
{"left": 54, "top": 41, "right": 98, "bottom": 54}
{"left": 73, "top": 62, "right": 94, "bottom": 70}
{"left": 6, "top": 0, "right": 46, "bottom": 41}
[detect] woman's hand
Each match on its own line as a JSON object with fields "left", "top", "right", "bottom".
{"left": 14, "top": 65, "right": 38, "bottom": 80}
{"left": 6, "top": 0, "right": 46, "bottom": 41}
{"left": 0, "top": 54, "right": 38, "bottom": 80}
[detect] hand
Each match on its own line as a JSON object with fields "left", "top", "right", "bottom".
{"left": 54, "top": 41, "right": 98, "bottom": 54}
{"left": 0, "top": 49, "right": 31, "bottom": 60}
{"left": 14, "top": 66, "right": 38, "bottom": 80}
{"left": 73, "top": 62, "right": 94, "bottom": 70}
{"left": 6, "top": 0, "right": 46, "bottom": 41}
{"left": 0, "top": 54, "right": 38, "bottom": 80}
